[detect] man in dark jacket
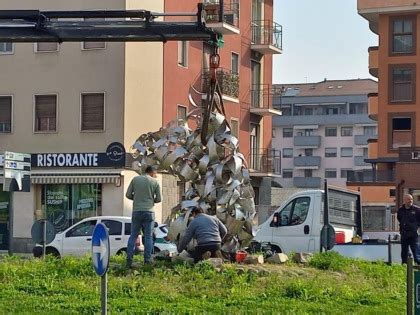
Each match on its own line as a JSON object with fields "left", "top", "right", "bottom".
{"left": 397, "top": 194, "right": 420, "bottom": 264}
{"left": 177, "top": 207, "right": 227, "bottom": 263}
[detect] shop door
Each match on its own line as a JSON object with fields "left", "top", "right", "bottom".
{"left": 0, "top": 190, "right": 10, "bottom": 250}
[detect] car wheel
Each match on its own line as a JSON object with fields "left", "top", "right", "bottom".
{"left": 153, "top": 246, "right": 160, "bottom": 253}
{"left": 46, "top": 247, "right": 60, "bottom": 258}
{"left": 116, "top": 248, "right": 127, "bottom": 256}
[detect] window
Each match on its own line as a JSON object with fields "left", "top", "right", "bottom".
{"left": 102, "top": 220, "right": 122, "bottom": 236}
{"left": 325, "top": 127, "right": 337, "bottom": 137}
{"left": 363, "top": 147, "right": 368, "bottom": 157}
{"left": 83, "top": 18, "right": 106, "bottom": 50}
{"left": 341, "top": 147, "right": 353, "bottom": 157}
{"left": 341, "top": 169, "right": 351, "bottom": 179}
{"left": 325, "top": 169, "right": 337, "bottom": 178}
{"left": 178, "top": 41, "right": 188, "bottom": 67}
{"left": 36, "top": 42, "right": 59, "bottom": 52}
{"left": 177, "top": 105, "right": 187, "bottom": 122}
{"left": 34, "top": 95, "right": 57, "bottom": 132}
{"left": 303, "top": 108, "right": 313, "bottom": 116}
{"left": 391, "top": 117, "right": 412, "bottom": 149}
{"left": 0, "top": 42, "right": 13, "bottom": 54}
{"left": 390, "top": 65, "right": 415, "bottom": 102}
{"left": 0, "top": 96, "right": 12, "bottom": 133}
{"left": 391, "top": 17, "right": 415, "bottom": 54}
{"left": 363, "top": 126, "right": 377, "bottom": 136}
{"left": 281, "top": 106, "right": 291, "bottom": 116}
{"left": 349, "top": 103, "right": 368, "bottom": 114}
{"left": 304, "top": 149, "right": 313, "bottom": 156}
{"left": 325, "top": 148, "right": 337, "bottom": 158}
{"left": 276, "top": 197, "right": 310, "bottom": 226}
{"left": 282, "top": 169, "right": 293, "bottom": 178}
{"left": 81, "top": 93, "right": 105, "bottom": 131}
{"left": 283, "top": 148, "right": 293, "bottom": 158}
{"left": 304, "top": 169, "right": 312, "bottom": 178}
{"left": 341, "top": 127, "right": 353, "bottom": 137}
{"left": 326, "top": 107, "right": 338, "bottom": 115}
{"left": 42, "top": 184, "right": 102, "bottom": 232}
{"left": 272, "top": 128, "right": 276, "bottom": 138}
{"left": 125, "top": 223, "right": 131, "bottom": 236}
{"left": 66, "top": 220, "right": 97, "bottom": 237}
{"left": 283, "top": 128, "right": 293, "bottom": 138}
{"left": 230, "top": 119, "right": 239, "bottom": 139}
{"left": 231, "top": 52, "right": 239, "bottom": 75}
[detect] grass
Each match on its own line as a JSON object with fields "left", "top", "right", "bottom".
{"left": 0, "top": 252, "right": 407, "bottom": 314}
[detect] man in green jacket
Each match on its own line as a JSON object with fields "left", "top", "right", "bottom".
{"left": 126, "top": 166, "right": 161, "bottom": 267}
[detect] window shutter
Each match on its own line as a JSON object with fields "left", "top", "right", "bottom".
{"left": 81, "top": 94, "right": 104, "bottom": 131}
{"left": 35, "top": 95, "right": 57, "bottom": 131}
{"left": 37, "top": 42, "right": 58, "bottom": 52}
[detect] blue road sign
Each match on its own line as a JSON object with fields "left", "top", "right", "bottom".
{"left": 92, "top": 223, "right": 110, "bottom": 277}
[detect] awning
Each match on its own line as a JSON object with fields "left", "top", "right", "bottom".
{"left": 0, "top": 170, "right": 122, "bottom": 185}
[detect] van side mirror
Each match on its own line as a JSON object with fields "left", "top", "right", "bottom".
{"left": 270, "top": 213, "right": 280, "bottom": 227}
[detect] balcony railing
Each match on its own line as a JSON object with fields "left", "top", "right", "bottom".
{"left": 347, "top": 169, "right": 395, "bottom": 183}
{"left": 251, "top": 20, "right": 282, "bottom": 50}
{"left": 354, "top": 134, "right": 377, "bottom": 146}
{"left": 249, "top": 148, "right": 281, "bottom": 175}
{"left": 294, "top": 135, "right": 321, "bottom": 147}
{"left": 204, "top": 0, "right": 240, "bottom": 30}
{"left": 294, "top": 156, "right": 321, "bottom": 168}
{"left": 354, "top": 156, "right": 370, "bottom": 166}
{"left": 201, "top": 68, "right": 239, "bottom": 99}
{"left": 250, "top": 84, "right": 282, "bottom": 116}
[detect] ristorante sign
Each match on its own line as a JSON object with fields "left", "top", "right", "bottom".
{"left": 1, "top": 142, "right": 126, "bottom": 168}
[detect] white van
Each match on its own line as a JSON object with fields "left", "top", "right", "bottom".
{"left": 253, "top": 187, "right": 361, "bottom": 254}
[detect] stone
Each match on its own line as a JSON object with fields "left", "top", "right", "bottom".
{"left": 292, "top": 252, "right": 313, "bottom": 264}
{"left": 171, "top": 250, "right": 194, "bottom": 264}
{"left": 266, "top": 253, "right": 289, "bottom": 264}
{"left": 243, "top": 254, "right": 264, "bottom": 265}
{"left": 200, "top": 258, "right": 223, "bottom": 268}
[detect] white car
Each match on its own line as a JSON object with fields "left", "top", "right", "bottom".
{"left": 33, "top": 216, "right": 177, "bottom": 258}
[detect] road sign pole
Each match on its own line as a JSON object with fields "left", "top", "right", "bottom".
{"left": 42, "top": 219, "right": 47, "bottom": 259}
{"left": 408, "top": 256, "right": 414, "bottom": 315}
{"left": 7, "top": 192, "right": 13, "bottom": 255}
{"left": 101, "top": 273, "right": 107, "bottom": 315}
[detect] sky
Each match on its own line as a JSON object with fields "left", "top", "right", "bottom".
{"left": 272, "top": 0, "right": 378, "bottom": 84}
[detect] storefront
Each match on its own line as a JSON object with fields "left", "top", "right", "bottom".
{"left": 0, "top": 189, "right": 10, "bottom": 251}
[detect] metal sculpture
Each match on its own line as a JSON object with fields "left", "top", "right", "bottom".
{"left": 130, "top": 49, "right": 255, "bottom": 256}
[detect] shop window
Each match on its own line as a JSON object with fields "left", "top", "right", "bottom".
{"left": 102, "top": 220, "right": 122, "bottom": 236}
{"left": 390, "top": 65, "right": 415, "bottom": 102}
{"left": 0, "top": 42, "right": 13, "bottom": 54}
{"left": 178, "top": 41, "right": 188, "bottom": 67}
{"left": 392, "top": 117, "right": 412, "bottom": 149}
{"left": 283, "top": 128, "right": 293, "bottom": 138}
{"left": 341, "top": 127, "right": 353, "bottom": 137}
{"left": 391, "top": 17, "right": 415, "bottom": 54}
{"left": 325, "top": 127, "right": 337, "bottom": 137}
{"left": 82, "top": 18, "right": 106, "bottom": 50}
{"left": 42, "top": 184, "right": 102, "bottom": 232}
{"left": 35, "top": 95, "right": 57, "bottom": 132}
{"left": 325, "top": 148, "right": 337, "bottom": 158}
{"left": 0, "top": 96, "right": 12, "bottom": 133}
{"left": 81, "top": 93, "right": 105, "bottom": 131}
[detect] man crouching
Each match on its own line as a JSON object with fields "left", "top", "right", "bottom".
{"left": 177, "top": 207, "right": 227, "bottom": 263}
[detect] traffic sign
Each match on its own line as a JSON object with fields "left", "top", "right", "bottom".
{"left": 4, "top": 160, "right": 31, "bottom": 171}
{"left": 92, "top": 223, "right": 110, "bottom": 277}
{"left": 31, "top": 220, "right": 56, "bottom": 245}
{"left": 3, "top": 151, "right": 31, "bottom": 192}
{"left": 415, "top": 270, "right": 420, "bottom": 315}
{"left": 321, "top": 223, "right": 336, "bottom": 251}
{"left": 4, "top": 152, "right": 31, "bottom": 162}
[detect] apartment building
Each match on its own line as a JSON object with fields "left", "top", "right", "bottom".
{"left": 0, "top": 0, "right": 282, "bottom": 253}
{"left": 272, "top": 79, "right": 377, "bottom": 189}
{"left": 163, "top": 0, "right": 282, "bottom": 212}
{"left": 348, "top": 0, "right": 420, "bottom": 233}
{"left": 0, "top": 0, "right": 165, "bottom": 253}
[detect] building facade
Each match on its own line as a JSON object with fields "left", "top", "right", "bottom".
{"left": 272, "top": 79, "right": 378, "bottom": 189}
{"left": 163, "top": 0, "right": 282, "bottom": 214}
{"left": 348, "top": 0, "right": 420, "bottom": 233}
{"left": 0, "top": 0, "right": 281, "bottom": 253}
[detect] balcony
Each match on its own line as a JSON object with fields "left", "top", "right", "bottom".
{"left": 294, "top": 136, "right": 321, "bottom": 148}
{"left": 293, "top": 156, "right": 321, "bottom": 169}
{"left": 354, "top": 134, "right": 377, "bottom": 146}
{"left": 368, "top": 47, "right": 378, "bottom": 78}
{"left": 272, "top": 113, "right": 374, "bottom": 127}
{"left": 201, "top": 68, "right": 239, "bottom": 100}
{"left": 294, "top": 177, "right": 322, "bottom": 188}
{"left": 347, "top": 169, "right": 395, "bottom": 184}
{"left": 368, "top": 93, "right": 378, "bottom": 121}
{"left": 249, "top": 149, "right": 281, "bottom": 177}
{"left": 250, "top": 84, "right": 282, "bottom": 116}
{"left": 251, "top": 20, "right": 283, "bottom": 54}
{"left": 204, "top": 0, "right": 240, "bottom": 35}
{"left": 354, "top": 156, "right": 370, "bottom": 166}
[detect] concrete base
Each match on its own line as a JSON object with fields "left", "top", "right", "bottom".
{"left": 10, "top": 237, "right": 34, "bottom": 254}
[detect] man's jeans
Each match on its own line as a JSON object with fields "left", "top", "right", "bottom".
{"left": 401, "top": 236, "right": 418, "bottom": 264}
{"left": 127, "top": 211, "right": 155, "bottom": 265}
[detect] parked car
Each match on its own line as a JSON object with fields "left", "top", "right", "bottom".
{"left": 33, "top": 216, "right": 177, "bottom": 258}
